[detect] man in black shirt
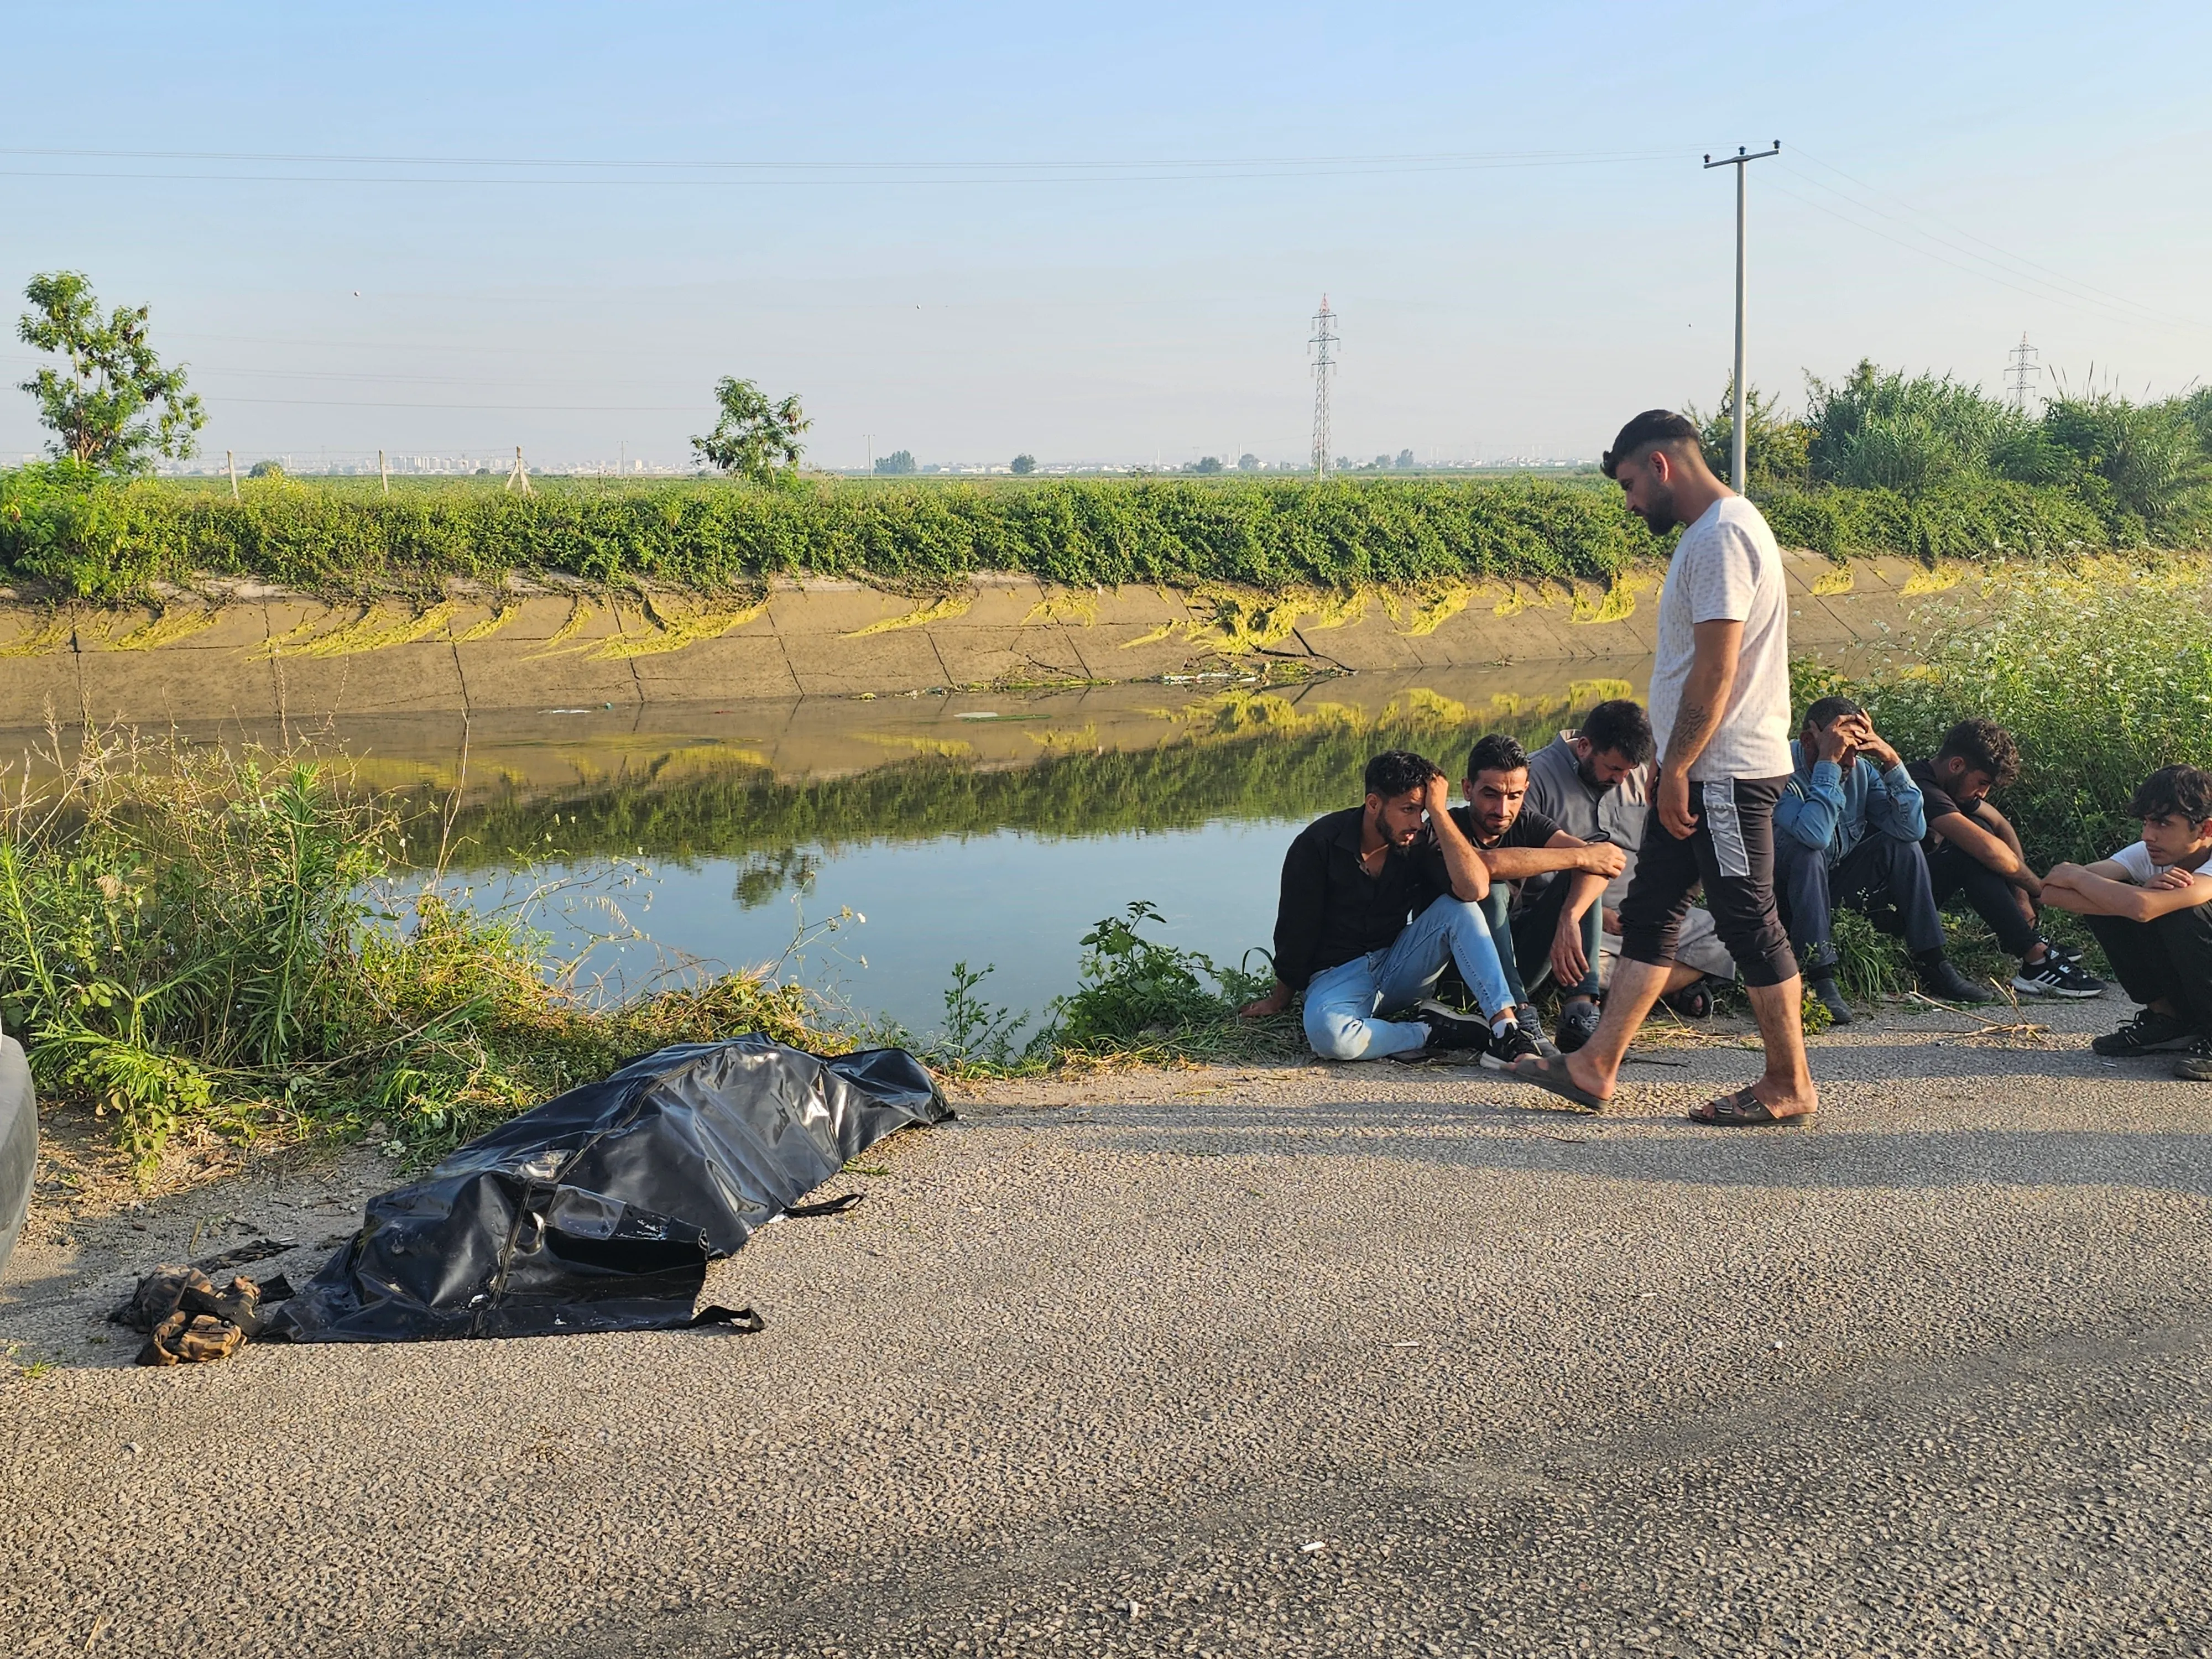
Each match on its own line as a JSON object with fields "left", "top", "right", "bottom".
{"left": 1452, "top": 733, "right": 1627, "bottom": 1049}
{"left": 1237, "top": 750, "right": 1533, "bottom": 1065}
{"left": 1910, "top": 717, "right": 2104, "bottom": 999}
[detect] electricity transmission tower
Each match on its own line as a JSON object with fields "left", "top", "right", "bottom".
{"left": 2006, "top": 333, "right": 2041, "bottom": 413}
{"left": 1309, "top": 295, "right": 1338, "bottom": 478}
{"left": 1703, "top": 142, "right": 1780, "bottom": 492}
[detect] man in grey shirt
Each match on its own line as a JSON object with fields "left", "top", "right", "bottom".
{"left": 1515, "top": 410, "right": 1814, "bottom": 1126}
{"left": 1521, "top": 697, "right": 1736, "bottom": 1052}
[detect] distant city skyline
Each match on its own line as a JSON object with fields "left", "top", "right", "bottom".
{"left": 3, "top": 2, "right": 2208, "bottom": 474}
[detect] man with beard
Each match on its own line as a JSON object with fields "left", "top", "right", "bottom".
{"left": 1521, "top": 697, "right": 1736, "bottom": 1052}
{"left": 1237, "top": 749, "right": 1539, "bottom": 1066}
{"left": 1512, "top": 410, "right": 1814, "bottom": 1126}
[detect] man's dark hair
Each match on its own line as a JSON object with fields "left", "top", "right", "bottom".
{"left": 2131, "top": 764, "right": 2212, "bottom": 826}
{"left": 1802, "top": 694, "right": 1865, "bottom": 731}
{"left": 1934, "top": 717, "right": 2021, "bottom": 788}
{"left": 1464, "top": 733, "right": 1530, "bottom": 781}
{"left": 1579, "top": 698, "right": 1654, "bottom": 765}
{"left": 1600, "top": 409, "right": 1701, "bottom": 479}
{"left": 1364, "top": 749, "right": 1441, "bottom": 801}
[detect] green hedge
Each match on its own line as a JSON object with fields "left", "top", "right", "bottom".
{"left": 2, "top": 468, "right": 2200, "bottom": 602}
{"left": 0, "top": 471, "right": 1661, "bottom": 600}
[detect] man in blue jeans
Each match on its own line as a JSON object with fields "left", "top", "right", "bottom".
{"left": 1237, "top": 750, "right": 1540, "bottom": 1067}
{"left": 1774, "top": 695, "right": 1992, "bottom": 1020}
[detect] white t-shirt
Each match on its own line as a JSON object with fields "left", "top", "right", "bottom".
{"left": 1646, "top": 495, "right": 1793, "bottom": 783}
{"left": 2110, "top": 841, "right": 2209, "bottom": 886}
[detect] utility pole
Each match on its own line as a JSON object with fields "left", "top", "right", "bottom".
{"left": 1309, "top": 294, "right": 1338, "bottom": 479}
{"left": 1703, "top": 142, "right": 1781, "bottom": 492}
{"left": 226, "top": 450, "right": 239, "bottom": 500}
{"left": 864, "top": 432, "right": 874, "bottom": 476}
{"left": 2006, "top": 333, "right": 2041, "bottom": 413}
{"left": 505, "top": 445, "right": 533, "bottom": 495}
{"left": 378, "top": 449, "right": 389, "bottom": 495}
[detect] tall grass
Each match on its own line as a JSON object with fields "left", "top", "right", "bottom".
{"left": 0, "top": 729, "right": 830, "bottom": 1169}
{"left": 1804, "top": 561, "right": 2212, "bottom": 869}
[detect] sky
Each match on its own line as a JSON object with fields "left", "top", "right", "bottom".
{"left": 2, "top": 1, "right": 2208, "bottom": 472}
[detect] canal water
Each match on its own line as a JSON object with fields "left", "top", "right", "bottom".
{"left": 30, "top": 663, "right": 1653, "bottom": 1041}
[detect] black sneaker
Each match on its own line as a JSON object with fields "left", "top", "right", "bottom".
{"left": 1515, "top": 1003, "right": 1561, "bottom": 1059}
{"left": 2092, "top": 1009, "right": 2200, "bottom": 1057}
{"left": 1554, "top": 998, "right": 1603, "bottom": 1053}
{"left": 2039, "top": 936, "right": 2085, "bottom": 964}
{"left": 1917, "top": 957, "right": 1997, "bottom": 1005}
{"left": 2176, "top": 1036, "right": 2212, "bottom": 1082}
{"left": 1412, "top": 1000, "right": 1491, "bottom": 1057}
{"left": 1480, "top": 1021, "right": 1542, "bottom": 1071}
{"left": 1807, "top": 975, "right": 1855, "bottom": 1027}
{"left": 2012, "top": 954, "right": 2106, "bottom": 1000}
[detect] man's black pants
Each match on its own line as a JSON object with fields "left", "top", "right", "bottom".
{"left": 1620, "top": 776, "right": 1798, "bottom": 989}
{"left": 2085, "top": 906, "right": 2212, "bottom": 1032}
{"left": 1777, "top": 831, "right": 1947, "bottom": 966}
{"left": 1927, "top": 842, "right": 2041, "bottom": 957}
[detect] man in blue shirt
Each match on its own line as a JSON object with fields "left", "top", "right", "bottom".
{"left": 1775, "top": 695, "right": 1995, "bottom": 1021}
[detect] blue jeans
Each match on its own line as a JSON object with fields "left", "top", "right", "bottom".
{"left": 1302, "top": 894, "right": 1517, "bottom": 1061}
{"left": 1481, "top": 880, "right": 1604, "bottom": 1007}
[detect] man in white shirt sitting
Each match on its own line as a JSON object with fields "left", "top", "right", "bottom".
{"left": 2040, "top": 764, "right": 2212, "bottom": 1079}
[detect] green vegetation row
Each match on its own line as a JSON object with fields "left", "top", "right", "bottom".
{"left": 4, "top": 454, "right": 2206, "bottom": 606}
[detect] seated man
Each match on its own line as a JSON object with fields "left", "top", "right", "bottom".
{"left": 2041, "top": 764, "right": 2212, "bottom": 1079}
{"left": 1237, "top": 749, "right": 1540, "bottom": 1067}
{"left": 1910, "top": 717, "right": 2104, "bottom": 999}
{"left": 1449, "top": 733, "right": 1625, "bottom": 1053}
{"left": 1774, "top": 695, "right": 1991, "bottom": 1021}
{"left": 1522, "top": 698, "right": 1738, "bottom": 1051}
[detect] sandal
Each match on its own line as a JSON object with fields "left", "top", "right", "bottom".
{"left": 1688, "top": 1086, "right": 1814, "bottom": 1128}
{"left": 1663, "top": 980, "right": 1714, "bottom": 1020}
{"left": 1509, "top": 1055, "right": 1608, "bottom": 1113}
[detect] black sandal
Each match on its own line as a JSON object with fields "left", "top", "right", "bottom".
{"left": 1663, "top": 980, "right": 1714, "bottom": 1020}
{"left": 1688, "top": 1086, "right": 1813, "bottom": 1128}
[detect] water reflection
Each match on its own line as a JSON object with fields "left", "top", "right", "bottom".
{"left": 2, "top": 664, "right": 1654, "bottom": 1035}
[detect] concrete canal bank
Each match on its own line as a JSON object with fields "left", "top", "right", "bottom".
{"left": 0, "top": 551, "right": 2002, "bottom": 727}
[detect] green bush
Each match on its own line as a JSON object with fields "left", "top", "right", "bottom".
{"left": 0, "top": 729, "right": 833, "bottom": 1169}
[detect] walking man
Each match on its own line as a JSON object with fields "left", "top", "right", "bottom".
{"left": 1514, "top": 410, "right": 1816, "bottom": 1125}
{"left": 1237, "top": 749, "right": 1540, "bottom": 1067}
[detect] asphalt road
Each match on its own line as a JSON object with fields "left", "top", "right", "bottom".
{"left": 6, "top": 998, "right": 2210, "bottom": 1657}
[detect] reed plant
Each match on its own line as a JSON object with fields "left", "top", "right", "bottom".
{"left": 0, "top": 728, "right": 830, "bottom": 1171}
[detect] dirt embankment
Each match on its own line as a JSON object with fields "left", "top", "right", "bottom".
{"left": 0, "top": 552, "right": 1994, "bottom": 726}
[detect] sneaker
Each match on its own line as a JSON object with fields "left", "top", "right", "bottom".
{"left": 2176, "top": 1036, "right": 2212, "bottom": 1082}
{"left": 1515, "top": 1003, "right": 1561, "bottom": 1059}
{"left": 1480, "top": 1021, "right": 1543, "bottom": 1071}
{"left": 2039, "top": 936, "right": 2085, "bottom": 964}
{"left": 1917, "top": 957, "right": 1997, "bottom": 1005}
{"left": 2091, "top": 1008, "right": 2200, "bottom": 1057}
{"left": 1807, "top": 975, "right": 1855, "bottom": 1027}
{"left": 1554, "top": 998, "right": 1603, "bottom": 1054}
{"left": 1412, "top": 1000, "right": 1491, "bottom": 1056}
{"left": 2012, "top": 954, "right": 2106, "bottom": 1000}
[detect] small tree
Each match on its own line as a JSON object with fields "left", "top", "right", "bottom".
{"left": 691, "top": 375, "right": 810, "bottom": 482}
{"left": 874, "top": 450, "right": 916, "bottom": 476}
{"left": 16, "top": 271, "right": 206, "bottom": 472}
{"left": 1010, "top": 452, "right": 1035, "bottom": 475}
{"left": 1395, "top": 448, "right": 1415, "bottom": 469}
{"left": 1186, "top": 455, "right": 1224, "bottom": 474}
{"left": 1237, "top": 453, "right": 1259, "bottom": 471}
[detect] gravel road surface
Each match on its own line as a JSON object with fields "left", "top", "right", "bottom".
{"left": 5, "top": 999, "right": 2210, "bottom": 1657}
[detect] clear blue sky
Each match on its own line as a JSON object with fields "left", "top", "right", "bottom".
{"left": 3, "top": 1, "right": 2206, "bottom": 471}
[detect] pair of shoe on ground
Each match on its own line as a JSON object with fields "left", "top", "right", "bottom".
{"left": 1806, "top": 943, "right": 2105, "bottom": 1027}
{"left": 2093, "top": 1009, "right": 2212, "bottom": 1079}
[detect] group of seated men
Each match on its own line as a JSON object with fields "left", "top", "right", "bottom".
{"left": 1239, "top": 694, "right": 2212, "bottom": 1082}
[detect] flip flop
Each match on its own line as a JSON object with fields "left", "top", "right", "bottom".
{"left": 1509, "top": 1055, "right": 1608, "bottom": 1113}
{"left": 1688, "top": 1087, "right": 1814, "bottom": 1128}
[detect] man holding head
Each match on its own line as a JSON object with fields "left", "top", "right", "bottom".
{"left": 1238, "top": 749, "right": 1541, "bottom": 1067}
{"left": 1514, "top": 410, "right": 1816, "bottom": 1125}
